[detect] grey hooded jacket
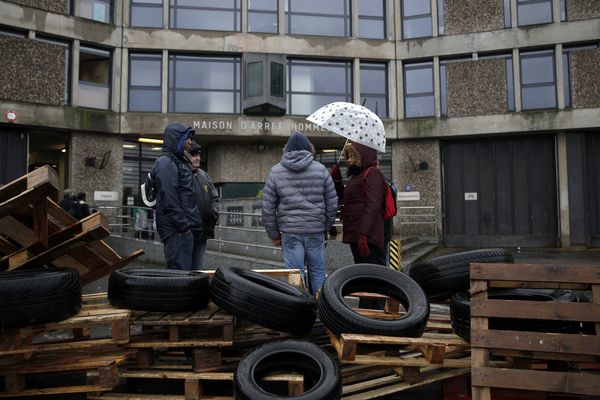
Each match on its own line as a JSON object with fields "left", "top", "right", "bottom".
{"left": 261, "top": 150, "right": 338, "bottom": 239}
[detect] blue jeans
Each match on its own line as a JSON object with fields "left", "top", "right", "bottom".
{"left": 163, "top": 231, "right": 194, "bottom": 270}
{"left": 191, "top": 238, "right": 208, "bottom": 270}
{"left": 282, "top": 232, "right": 326, "bottom": 295}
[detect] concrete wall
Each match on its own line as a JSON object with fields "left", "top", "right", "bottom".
{"left": 393, "top": 139, "right": 441, "bottom": 239}
{"left": 4, "top": 0, "right": 69, "bottom": 14}
{"left": 0, "top": 36, "right": 66, "bottom": 106}
{"left": 69, "top": 132, "right": 123, "bottom": 207}
{"left": 570, "top": 48, "right": 600, "bottom": 109}
{"left": 444, "top": 0, "right": 504, "bottom": 35}
{"left": 209, "top": 143, "right": 282, "bottom": 183}
{"left": 567, "top": 0, "right": 600, "bottom": 21}
{"left": 447, "top": 58, "right": 507, "bottom": 117}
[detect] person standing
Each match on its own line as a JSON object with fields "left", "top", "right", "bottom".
{"left": 261, "top": 132, "right": 338, "bottom": 295}
{"left": 150, "top": 123, "right": 202, "bottom": 270}
{"left": 75, "top": 192, "right": 91, "bottom": 219}
{"left": 188, "top": 142, "right": 219, "bottom": 269}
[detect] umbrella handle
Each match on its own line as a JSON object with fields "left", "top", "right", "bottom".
{"left": 337, "top": 138, "right": 349, "bottom": 164}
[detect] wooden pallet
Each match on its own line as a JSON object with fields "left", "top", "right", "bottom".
{"left": 470, "top": 262, "right": 600, "bottom": 399}
{"left": 0, "top": 166, "right": 143, "bottom": 283}
{"left": 0, "top": 293, "right": 130, "bottom": 357}
{"left": 0, "top": 348, "right": 136, "bottom": 397}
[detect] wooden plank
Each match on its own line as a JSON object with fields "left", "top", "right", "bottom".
{"left": 471, "top": 367, "right": 600, "bottom": 396}
{"left": 32, "top": 196, "right": 48, "bottom": 248}
{"left": 470, "top": 280, "right": 491, "bottom": 400}
{"left": 0, "top": 188, "right": 50, "bottom": 219}
{"left": 0, "top": 384, "right": 110, "bottom": 398}
{"left": 471, "top": 329, "right": 600, "bottom": 356}
{"left": 80, "top": 248, "right": 144, "bottom": 285}
{"left": 0, "top": 216, "right": 39, "bottom": 247}
{"left": 347, "top": 355, "right": 471, "bottom": 368}
{"left": 341, "top": 368, "right": 470, "bottom": 400}
{"left": 340, "top": 333, "right": 468, "bottom": 347}
{"left": 470, "top": 263, "right": 600, "bottom": 285}
{"left": 0, "top": 165, "right": 58, "bottom": 204}
{"left": 470, "top": 298, "right": 600, "bottom": 322}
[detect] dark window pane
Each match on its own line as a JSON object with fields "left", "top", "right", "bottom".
{"left": 522, "top": 86, "right": 556, "bottom": 109}
{"left": 288, "top": 0, "right": 348, "bottom": 14}
{"left": 288, "top": 15, "right": 349, "bottom": 36}
{"left": 270, "top": 62, "right": 284, "bottom": 97}
{"left": 521, "top": 54, "right": 554, "bottom": 84}
{"left": 405, "top": 95, "right": 435, "bottom": 117}
{"left": 290, "top": 63, "right": 350, "bottom": 92}
{"left": 361, "top": 67, "right": 386, "bottom": 93}
{"left": 289, "top": 94, "right": 350, "bottom": 115}
{"left": 171, "top": 9, "right": 240, "bottom": 31}
{"left": 517, "top": 0, "right": 552, "bottom": 26}
{"left": 403, "top": 16, "right": 432, "bottom": 38}
{"left": 359, "top": 19, "right": 385, "bottom": 39}
{"left": 248, "top": 12, "right": 278, "bottom": 33}
{"left": 504, "top": 0, "right": 511, "bottom": 27}
{"left": 563, "top": 53, "right": 571, "bottom": 107}
{"left": 359, "top": 0, "right": 383, "bottom": 16}
{"left": 129, "top": 88, "right": 161, "bottom": 111}
{"left": 403, "top": 0, "right": 431, "bottom": 16}
{"left": 130, "top": 57, "right": 161, "bottom": 86}
{"left": 170, "top": 91, "right": 237, "bottom": 113}
{"left": 174, "top": 58, "right": 236, "bottom": 89}
{"left": 131, "top": 5, "right": 163, "bottom": 28}
{"left": 361, "top": 63, "right": 388, "bottom": 118}
{"left": 361, "top": 96, "right": 388, "bottom": 118}
{"left": 247, "top": 62, "right": 263, "bottom": 97}
{"left": 405, "top": 65, "right": 433, "bottom": 94}
{"left": 249, "top": 0, "right": 276, "bottom": 9}
{"left": 506, "top": 58, "right": 515, "bottom": 111}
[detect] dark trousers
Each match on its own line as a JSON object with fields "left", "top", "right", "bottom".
{"left": 163, "top": 231, "right": 194, "bottom": 270}
{"left": 350, "top": 242, "right": 387, "bottom": 309}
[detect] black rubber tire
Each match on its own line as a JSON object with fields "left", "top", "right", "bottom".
{"left": 0, "top": 268, "right": 81, "bottom": 329}
{"left": 318, "top": 264, "right": 429, "bottom": 337}
{"left": 108, "top": 268, "right": 209, "bottom": 311}
{"left": 234, "top": 340, "right": 341, "bottom": 400}
{"left": 450, "top": 289, "right": 579, "bottom": 342}
{"left": 209, "top": 267, "right": 317, "bottom": 334}
{"left": 409, "top": 248, "right": 514, "bottom": 300}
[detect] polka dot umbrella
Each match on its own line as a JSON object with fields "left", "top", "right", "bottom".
{"left": 306, "top": 102, "right": 386, "bottom": 153}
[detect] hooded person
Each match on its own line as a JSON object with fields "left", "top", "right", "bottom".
{"left": 261, "top": 132, "right": 338, "bottom": 294}
{"left": 150, "top": 122, "right": 203, "bottom": 270}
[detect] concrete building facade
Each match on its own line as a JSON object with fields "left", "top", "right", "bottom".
{"left": 1, "top": 0, "right": 599, "bottom": 248}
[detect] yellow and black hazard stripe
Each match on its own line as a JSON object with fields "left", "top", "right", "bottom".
{"left": 389, "top": 239, "right": 402, "bottom": 271}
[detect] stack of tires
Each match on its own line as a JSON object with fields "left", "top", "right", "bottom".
{"left": 408, "top": 249, "right": 581, "bottom": 342}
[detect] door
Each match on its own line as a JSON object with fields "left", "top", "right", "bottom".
{"left": 0, "top": 129, "right": 28, "bottom": 184}
{"left": 443, "top": 135, "right": 559, "bottom": 247}
{"left": 587, "top": 133, "right": 600, "bottom": 247}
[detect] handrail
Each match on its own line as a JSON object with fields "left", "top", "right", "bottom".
{"left": 398, "top": 205, "right": 438, "bottom": 238}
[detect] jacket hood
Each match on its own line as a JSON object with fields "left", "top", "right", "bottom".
{"left": 345, "top": 142, "right": 378, "bottom": 172}
{"left": 163, "top": 123, "right": 195, "bottom": 157}
{"left": 280, "top": 150, "right": 314, "bottom": 172}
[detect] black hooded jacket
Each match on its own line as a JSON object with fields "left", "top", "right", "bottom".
{"left": 150, "top": 123, "right": 203, "bottom": 241}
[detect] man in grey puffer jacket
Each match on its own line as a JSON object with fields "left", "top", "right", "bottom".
{"left": 261, "top": 132, "right": 338, "bottom": 294}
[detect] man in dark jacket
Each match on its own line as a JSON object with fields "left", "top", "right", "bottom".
{"left": 188, "top": 142, "right": 219, "bottom": 269}
{"left": 261, "top": 132, "right": 338, "bottom": 294}
{"left": 150, "top": 123, "right": 203, "bottom": 270}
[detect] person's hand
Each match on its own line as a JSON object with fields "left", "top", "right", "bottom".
{"left": 358, "top": 234, "right": 370, "bottom": 257}
{"left": 272, "top": 238, "right": 282, "bottom": 247}
{"left": 330, "top": 164, "right": 342, "bottom": 182}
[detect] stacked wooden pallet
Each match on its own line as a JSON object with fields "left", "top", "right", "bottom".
{"left": 470, "top": 262, "right": 600, "bottom": 399}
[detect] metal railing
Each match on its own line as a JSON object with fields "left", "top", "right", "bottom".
{"left": 398, "top": 206, "right": 438, "bottom": 238}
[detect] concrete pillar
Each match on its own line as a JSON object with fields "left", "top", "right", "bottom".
{"left": 278, "top": 0, "right": 285, "bottom": 35}
{"left": 71, "top": 40, "right": 80, "bottom": 107}
{"left": 241, "top": 0, "right": 248, "bottom": 33}
{"left": 28, "top": 30, "right": 35, "bottom": 39}
{"left": 388, "top": 59, "right": 398, "bottom": 121}
{"left": 557, "top": 132, "right": 571, "bottom": 248}
{"left": 351, "top": 0, "right": 359, "bottom": 38}
{"left": 510, "top": 0, "right": 518, "bottom": 27}
{"left": 431, "top": 0, "right": 439, "bottom": 37}
{"left": 115, "top": 0, "right": 124, "bottom": 26}
{"left": 120, "top": 48, "right": 129, "bottom": 113}
{"left": 353, "top": 58, "right": 360, "bottom": 104}
{"left": 397, "top": 60, "right": 404, "bottom": 120}
{"left": 552, "top": 0, "right": 561, "bottom": 23}
{"left": 112, "top": 47, "right": 122, "bottom": 112}
{"left": 163, "top": 0, "right": 169, "bottom": 28}
{"left": 385, "top": 0, "right": 395, "bottom": 41}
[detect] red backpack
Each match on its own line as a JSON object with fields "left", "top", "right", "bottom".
{"left": 363, "top": 167, "right": 397, "bottom": 220}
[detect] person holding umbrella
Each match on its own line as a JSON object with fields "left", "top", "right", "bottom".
{"left": 261, "top": 132, "right": 338, "bottom": 295}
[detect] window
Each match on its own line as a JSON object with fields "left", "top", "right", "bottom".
{"left": 80, "top": 0, "right": 112, "bottom": 23}
{"left": 520, "top": 49, "right": 556, "bottom": 110}
{"left": 168, "top": 54, "right": 241, "bottom": 113}
{"left": 286, "top": 0, "right": 351, "bottom": 37}
{"left": 402, "top": 0, "right": 432, "bottom": 39}
{"left": 404, "top": 61, "right": 434, "bottom": 118}
{"left": 560, "top": 0, "right": 566, "bottom": 21}
{"left": 248, "top": 0, "right": 278, "bottom": 33}
{"left": 123, "top": 142, "right": 162, "bottom": 198}
{"left": 517, "top": 0, "right": 552, "bottom": 26}
{"left": 78, "top": 46, "right": 111, "bottom": 109}
{"left": 170, "top": 0, "right": 241, "bottom": 31}
{"left": 287, "top": 59, "right": 352, "bottom": 116}
{"left": 358, "top": 0, "right": 385, "bottom": 39}
{"left": 129, "top": 53, "right": 162, "bottom": 112}
{"left": 438, "top": 0, "right": 444, "bottom": 35}
{"left": 37, "top": 35, "right": 71, "bottom": 105}
{"left": 503, "top": 0, "right": 511, "bottom": 27}
{"left": 227, "top": 206, "right": 244, "bottom": 226}
{"left": 562, "top": 44, "right": 599, "bottom": 108}
{"left": 360, "top": 62, "right": 388, "bottom": 118}
{"left": 131, "top": 0, "right": 163, "bottom": 28}
{"left": 0, "top": 27, "right": 27, "bottom": 37}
